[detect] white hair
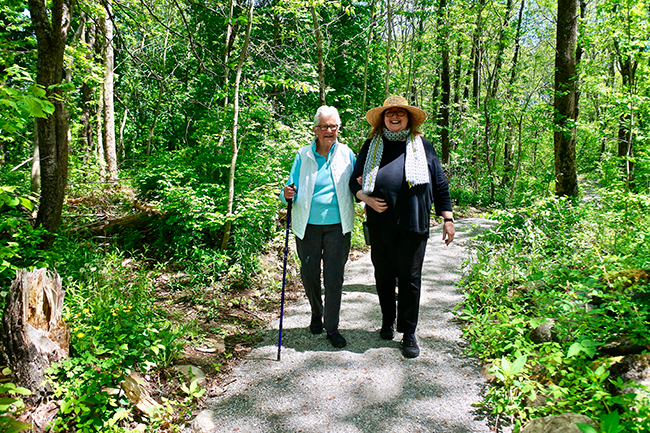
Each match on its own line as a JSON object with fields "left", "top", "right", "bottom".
{"left": 313, "top": 105, "right": 341, "bottom": 126}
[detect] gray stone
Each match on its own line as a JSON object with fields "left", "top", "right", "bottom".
{"left": 172, "top": 364, "right": 206, "bottom": 385}
{"left": 600, "top": 336, "right": 647, "bottom": 357}
{"left": 607, "top": 354, "right": 650, "bottom": 396}
{"left": 191, "top": 409, "right": 216, "bottom": 433}
{"left": 521, "top": 413, "right": 597, "bottom": 433}
{"left": 530, "top": 319, "right": 555, "bottom": 344}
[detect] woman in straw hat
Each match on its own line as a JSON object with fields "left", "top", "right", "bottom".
{"left": 349, "top": 95, "right": 455, "bottom": 358}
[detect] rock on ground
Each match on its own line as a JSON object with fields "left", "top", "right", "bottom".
{"left": 520, "top": 413, "right": 597, "bottom": 433}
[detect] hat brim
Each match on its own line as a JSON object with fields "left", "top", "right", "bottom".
{"left": 366, "top": 103, "right": 427, "bottom": 129}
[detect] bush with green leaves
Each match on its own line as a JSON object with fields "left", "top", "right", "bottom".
{"left": 0, "top": 65, "right": 54, "bottom": 142}
{"left": 0, "top": 367, "right": 32, "bottom": 433}
{"left": 130, "top": 136, "right": 290, "bottom": 285}
{"left": 0, "top": 186, "right": 48, "bottom": 298}
{"left": 44, "top": 248, "right": 186, "bottom": 432}
{"left": 459, "top": 191, "right": 650, "bottom": 431}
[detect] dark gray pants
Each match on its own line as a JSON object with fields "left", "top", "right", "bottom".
{"left": 295, "top": 223, "right": 350, "bottom": 333}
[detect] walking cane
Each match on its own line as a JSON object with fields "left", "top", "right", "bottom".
{"left": 278, "top": 184, "right": 294, "bottom": 361}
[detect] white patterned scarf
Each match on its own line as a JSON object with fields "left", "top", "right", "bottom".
{"left": 362, "top": 127, "right": 430, "bottom": 194}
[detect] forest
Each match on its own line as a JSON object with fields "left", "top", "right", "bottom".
{"left": 0, "top": 0, "right": 649, "bottom": 431}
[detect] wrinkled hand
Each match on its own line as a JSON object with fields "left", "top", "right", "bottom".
{"left": 283, "top": 185, "right": 296, "bottom": 201}
{"left": 356, "top": 191, "right": 388, "bottom": 213}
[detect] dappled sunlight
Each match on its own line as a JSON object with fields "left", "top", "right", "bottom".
{"left": 201, "top": 218, "right": 495, "bottom": 432}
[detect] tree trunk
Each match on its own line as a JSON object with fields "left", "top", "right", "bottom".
{"left": 385, "top": 0, "right": 393, "bottom": 98}
{"left": 31, "top": 128, "right": 40, "bottom": 194}
{"left": 361, "top": 0, "right": 377, "bottom": 115}
{"left": 452, "top": 40, "right": 463, "bottom": 111}
{"left": 222, "top": 0, "right": 235, "bottom": 106}
{"left": 221, "top": 0, "right": 254, "bottom": 250}
{"left": 310, "top": 4, "right": 326, "bottom": 106}
{"left": 554, "top": 0, "right": 579, "bottom": 197}
{"left": 28, "top": 0, "right": 73, "bottom": 237}
{"left": 1, "top": 269, "right": 69, "bottom": 403}
{"left": 119, "top": 107, "right": 128, "bottom": 158}
{"left": 470, "top": 0, "right": 485, "bottom": 109}
{"left": 469, "top": 0, "right": 486, "bottom": 191}
{"left": 484, "top": 0, "right": 514, "bottom": 196}
{"left": 97, "top": 84, "right": 105, "bottom": 178}
{"left": 102, "top": 0, "right": 118, "bottom": 181}
{"left": 613, "top": 40, "right": 637, "bottom": 186}
{"left": 437, "top": 0, "right": 451, "bottom": 163}
{"left": 80, "top": 19, "right": 96, "bottom": 165}
{"left": 146, "top": 29, "right": 170, "bottom": 157}
{"left": 502, "top": 0, "right": 525, "bottom": 184}
{"left": 488, "top": 0, "right": 514, "bottom": 101}
{"left": 406, "top": 3, "right": 424, "bottom": 104}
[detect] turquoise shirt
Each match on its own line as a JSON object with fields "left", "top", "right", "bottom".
{"left": 284, "top": 141, "right": 356, "bottom": 225}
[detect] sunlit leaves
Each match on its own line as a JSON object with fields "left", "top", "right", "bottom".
{"left": 0, "top": 66, "right": 55, "bottom": 136}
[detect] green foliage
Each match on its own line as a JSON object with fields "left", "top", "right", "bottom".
{"left": 0, "top": 186, "right": 48, "bottom": 299}
{"left": 45, "top": 353, "right": 129, "bottom": 433}
{"left": 0, "top": 66, "right": 54, "bottom": 137}
{"left": 0, "top": 367, "right": 32, "bottom": 433}
{"left": 577, "top": 411, "right": 624, "bottom": 433}
{"left": 44, "top": 247, "right": 186, "bottom": 432}
{"left": 459, "top": 191, "right": 650, "bottom": 429}
{"left": 180, "top": 379, "right": 205, "bottom": 401}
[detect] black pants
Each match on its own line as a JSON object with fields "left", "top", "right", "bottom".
{"left": 295, "top": 223, "right": 351, "bottom": 333}
{"left": 368, "top": 222, "right": 428, "bottom": 334}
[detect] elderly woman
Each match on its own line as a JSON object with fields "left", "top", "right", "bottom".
{"left": 349, "top": 96, "right": 454, "bottom": 358}
{"left": 282, "top": 106, "right": 356, "bottom": 348}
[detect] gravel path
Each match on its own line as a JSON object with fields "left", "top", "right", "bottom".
{"left": 195, "top": 217, "right": 498, "bottom": 433}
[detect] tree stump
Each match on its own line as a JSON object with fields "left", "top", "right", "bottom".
{"left": 1, "top": 269, "right": 69, "bottom": 402}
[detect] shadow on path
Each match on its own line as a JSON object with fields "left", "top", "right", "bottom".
{"left": 195, "top": 217, "right": 501, "bottom": 433}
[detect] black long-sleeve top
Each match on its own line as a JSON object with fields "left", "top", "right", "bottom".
{"left": 349, "top": 136, "right": 453, "bottom": 235}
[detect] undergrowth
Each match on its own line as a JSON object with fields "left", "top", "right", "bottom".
{"left": 459, "top": 190, "right": 650, "bottom": 432}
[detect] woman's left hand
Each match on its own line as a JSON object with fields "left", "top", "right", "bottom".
{"left": 442, "top": 221, "right": 455, "bottom": 246}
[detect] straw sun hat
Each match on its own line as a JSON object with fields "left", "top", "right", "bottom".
{"left": 365, "top": 95, "right": 427, "bottom": 129}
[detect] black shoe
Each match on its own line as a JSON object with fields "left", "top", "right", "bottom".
{"left": 402, "top": 333, "right": 420, "bottom": 358}
{"left": 326, "top": 330, "right": 347, "bottom": 348}
{"left": 309, "top": 317, "right": 323, "bottom": 335}
{"left": 380, "top": 325, "right": 394, "bottom": 340}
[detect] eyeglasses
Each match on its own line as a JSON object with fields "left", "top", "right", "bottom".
{"left": 317, "top": 125, "right": 339, "bottom": 131}
{"left": 384, "top": 110, "right": 407, "bottom": 117}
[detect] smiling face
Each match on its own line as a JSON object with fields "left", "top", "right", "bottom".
{"left": 313, "top": 114, "right": 339, "bottom": 148}
{"left": 383, "top": 108, "right": 409, "bottom": 133}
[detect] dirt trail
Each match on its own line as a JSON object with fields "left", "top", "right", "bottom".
{"left": 194, "top": 217, "right": 499, "bottom": 433}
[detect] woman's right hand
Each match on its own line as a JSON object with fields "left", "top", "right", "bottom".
{"left": 356, "top": 191, "right": 388, "bottom": 213}
{"left": 283, "top": 185, "right": 296, "bottom": 200}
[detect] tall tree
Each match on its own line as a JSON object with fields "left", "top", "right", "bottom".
{"left": 468, "top": 0, "right": 486, "bottom": 190}
{"left": 502, "top": 0, "right": 525, "bottom": 183}
{"left": 222, "top": 0, "right": 235, "bottom": 106}
{"left": 28, "top": 0, "right": 73, "bottom": 235}
{"left": 102, "top": 0, "right": 118, "bottom": 181}
{"left": 221, "top": 0, "right": 254, "bottom": 250}
{"left": 310, "top": 2, "right": 326, "bottom": 106}
{"left": 361, "top": 0, "right": 377, "bottom": 114}
{"left": 610, "top": 0, "right": 641, "bottom": 187}
{"left": 79, "top": 16, "right": 96, "bottom": 162}
{"left": 554, "top": 0, "right": 579, "bottom": 197}
{"left": 437, "top": 0, "right": 451, "bottom": 163}
{"left": 384, "top": 0, "right": 393, "bottom": 98}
